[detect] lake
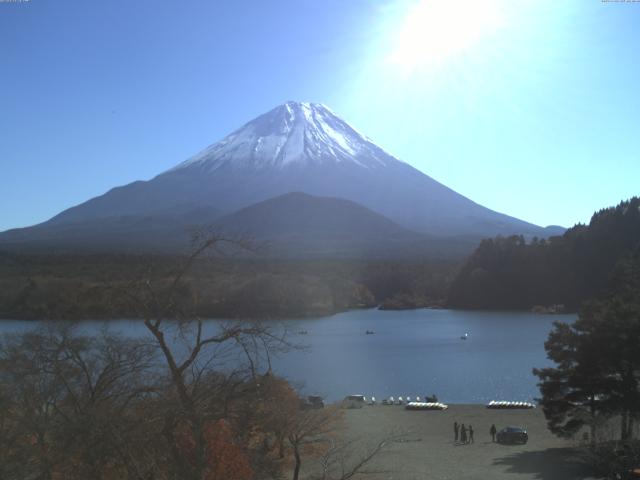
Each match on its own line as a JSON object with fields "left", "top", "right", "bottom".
{"left": 0, "top": 308, "right": 574, "bottom": 404}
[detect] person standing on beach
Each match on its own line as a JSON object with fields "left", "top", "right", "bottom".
{"left": 468, "top": 425, "right": 474, "bottom": 443}
{"left": 490, "top": 424, "right": 497, "bottom": 442}
{"left": 454, "top": 422, "right": 459, "bottom": 443}
{"left": 460, "top": 424, "right": 467, "bottom": 444}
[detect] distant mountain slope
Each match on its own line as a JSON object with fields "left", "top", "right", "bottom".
{"left": 0, "top": 207, "right": 221, "bottom": 253}
{"left": 447, "top": 197, "right": 640, "bottom": 310}
{"left": 18, "top": 102, "right": 559, "bottom": 236}
{"left": 212, "top": 192, "right": 476, "bottom": 258}
{"left": 215, "top": 192, "right": 414, "bottom": 239}
{"left": 0, "top": 193, "right": 476, "bottom": 258}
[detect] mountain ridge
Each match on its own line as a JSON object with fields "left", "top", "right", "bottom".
{"left": 1, "top": 101, "right": 564, "bottom": 254}
{"left": 0, "top": 192, "right": 478, "bottom": 258}
{"left": 212, "top": 191, "right": 476, "bottom": 258}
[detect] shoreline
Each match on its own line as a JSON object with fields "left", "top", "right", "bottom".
{"left": 332, "top": 404, "right": 591, "bottom": 480}
{"left": 0, "top": 306, "right": 578, "bottom": 322}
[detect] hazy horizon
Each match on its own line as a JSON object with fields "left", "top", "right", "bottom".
{"left": 1, "top": 0, "right": 639, "bottom": 231}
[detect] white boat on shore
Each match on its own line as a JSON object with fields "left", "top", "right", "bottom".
{"left": 405, "top": 402, "right": 448, "bottom": 411}
{"left": 486, "top": 400, "right": 535, "bottom": 409}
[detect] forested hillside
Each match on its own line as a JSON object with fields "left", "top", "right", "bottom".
{"left": 0, "top": 253, "right": 457, "bottom": 320}
{"left": 447, "top": 197, "right": 640, "bottom": 311}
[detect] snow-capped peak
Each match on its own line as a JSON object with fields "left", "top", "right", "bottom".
{"left": 169, "top": 101, "right": 400, "bottom": 173}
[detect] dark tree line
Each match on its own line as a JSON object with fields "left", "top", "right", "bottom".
{"left": 0, "top": 251, "right": 459, "bottom": 320}
{"left": 448, "top": 197, "right": 640, "bottom": 311}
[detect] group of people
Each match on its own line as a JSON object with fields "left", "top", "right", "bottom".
{"left": 453, "top": 422, "right": 499, "bottom": 444}
{"left": 453, "top": 422, "right": 474, "bottom": 444}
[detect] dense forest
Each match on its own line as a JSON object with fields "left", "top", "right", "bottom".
{"left": 448, "top": 197, "right": 640, "bottom": 311}
{"left": 0, "top": 252, "right": 458, "bottom": 320}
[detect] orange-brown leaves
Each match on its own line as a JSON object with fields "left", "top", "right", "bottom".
{"left": 204, "top": 419, "right": 253, "bottom": 480}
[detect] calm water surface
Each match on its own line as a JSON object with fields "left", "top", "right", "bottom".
{"left": 0, "top": 309, "right": 575, "bottom": 404}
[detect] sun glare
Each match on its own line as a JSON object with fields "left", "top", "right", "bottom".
{"left": 388, "top": 0, "right": 505, "bottom": 71}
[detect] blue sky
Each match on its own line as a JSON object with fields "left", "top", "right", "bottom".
{"left": 1, "top": 0, "right": 638, "bottom": 231}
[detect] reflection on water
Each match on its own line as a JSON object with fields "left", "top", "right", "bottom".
{"left": 0, "top": 308, "right": 575, "bottom": 403}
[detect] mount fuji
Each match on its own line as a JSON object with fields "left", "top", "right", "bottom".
{"left": 0, "top": 101, "right": 563, "bottom": 256}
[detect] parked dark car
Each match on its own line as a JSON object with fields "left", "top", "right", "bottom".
{"left": 301, "top": 395, "right": 325, "bottom": 410}
{"left": 496, "top": 426, "right": 528, "bottom": 444}
{"left": 307, "top": 395, "right": 324, "bottom": 409}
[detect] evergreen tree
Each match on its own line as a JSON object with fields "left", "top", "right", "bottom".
{"left": 534, "top": 247, "right": 640, "bottom": 442}
{"left": 449, "top": 197, "right": 640, "bottom": 310}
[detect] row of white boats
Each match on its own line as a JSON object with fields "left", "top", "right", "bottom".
{"left": 486, "top": 400, "right": 536, "bottom": 409}
{"left": 405, "top": 402, "right": 449, "bottom": 410}
{"left": 343, "top": 395, "right": 446, "bottom": 409}
{"left": 343, "top": 395, "right": 536, "bottom": 410}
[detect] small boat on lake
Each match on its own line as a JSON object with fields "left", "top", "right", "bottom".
{"left": 460, "top": 333, "right": 469, "bottom": 340}
{"left": 366, "top": 330, "right": 375, "bottom": 335}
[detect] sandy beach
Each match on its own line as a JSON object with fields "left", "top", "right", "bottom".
{"left": 337, "top": 404, "right": 594, "bottom": 480}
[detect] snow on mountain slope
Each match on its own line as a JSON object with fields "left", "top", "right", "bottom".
{"left": 169, "top": 102, "right": 395, "bottom": 172}
{"left": 2, "top": 101, "right": 563, "bottom": 244}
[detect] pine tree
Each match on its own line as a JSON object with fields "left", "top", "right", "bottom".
{"left": 534, "top": 247, "right": 640, "bottom": 442}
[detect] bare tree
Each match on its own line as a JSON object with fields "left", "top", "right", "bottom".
{"left": 0, "top": 325, "right": 159, "bottom": 480}
{"left": 120, "top": 233, "right": 293, "bottom": 480}
{"left": 0, "top": 233, "right": 396, "bottom": 480}
{"left": 286, "top": 407, "right": 344, "bottom": 480}
{"left": 313, "top": 433, "right": 403, "bottom": 480}
{"left": 284, "top": 405, "right": 402, "bottom": 480}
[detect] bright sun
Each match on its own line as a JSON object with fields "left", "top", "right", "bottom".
{"left": 388, "top": 0, "right": 505, "bottom": 71}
